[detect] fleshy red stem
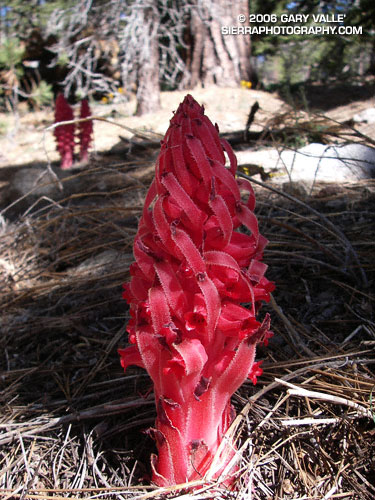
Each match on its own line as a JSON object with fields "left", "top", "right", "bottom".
{"left": 119, "top": 95, "right": 274, "bottom": 487}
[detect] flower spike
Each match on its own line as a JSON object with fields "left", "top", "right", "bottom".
{"left": 119, "top": 94, "right": 275, "bottom": 487}
{"left": 78, "top": 99, "right": 93, "bottom": 162}
{"left": 53, "top": 93, "right": 75, "bottom": 169}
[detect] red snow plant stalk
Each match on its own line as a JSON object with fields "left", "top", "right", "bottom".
{"left": 119, "top": 95, "right": 274, "bottom": 487}
{"left": 53, "top": 93, "right": 75, "bottom": 169}
{"left": 78, "top": 99, "right": 93, "bottom": 162}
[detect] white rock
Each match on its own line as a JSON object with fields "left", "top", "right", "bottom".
{"left": 280, "top": 143, "right": 375, "bottom": 182}
{"left": 236, "top": 149, "right": 280, "bottom": 170}
{"left": 353, "top": 108, "right": 375, "bottom": 124}
{"left": 237, "top": 143, "right": 375, "bottom": 187}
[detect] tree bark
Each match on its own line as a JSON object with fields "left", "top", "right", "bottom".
{"left": 186, "top": 0, "right": 255, "bottom": 88}
{"left": 189, "top": 13, "right": 206, "bottom": 88}
{"left": 235, "top": 0, "right": 255, "bottom": 81}
{"left": 135, "top": 4, "right": 161, "bottom": 116}
{"left": 368, "top": 37, "right": 375, "bottom": 76}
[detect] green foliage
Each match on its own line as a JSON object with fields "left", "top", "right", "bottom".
{"left": 30, "top": 80, "right": 54, "bottom": 108}
{"left": 56, "top": 51, "right": 69, "bottom": 68}
{"left": 251, "top": 0, "right": 289, "bottom": 56}
{"left": 0, "top": 36, "right": 53, "bottom": 110}
{"left": 343, "top": 0, "right": 375, "bottom": 33}
{"left": 0, "top": 38, "right": 25, "bottom": 76}
{"left": 252, "top": 0, "right": 374, "bottom": 85}
{"left": 0, "top": 118, "right": 8, "bottom": 135}
{"left": 0, "top": 0, "right": 77, "bottom": 35}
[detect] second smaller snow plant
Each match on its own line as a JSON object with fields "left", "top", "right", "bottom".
{"left": 53, "top": 94, "right": 93, "bottom": 169}
{"left": 120, "top": 95, "right": 275, "bottom": 488}
{"left": 78, "top": 98, "right": 93, "bottom": 162}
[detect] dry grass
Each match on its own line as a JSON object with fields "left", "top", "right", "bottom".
{"left": 0, "top": 115, "right": 374, "bottom": 499}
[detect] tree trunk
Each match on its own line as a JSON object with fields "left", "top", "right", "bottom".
{"left": 135, "top": 4, "right": 161, "bottom": 116}
{"left": 236, "top": 0, "right": 255, "bottom": 82}
{"left": 189, "top": 13, "right": 205, "bottom": 88}
{"left": 186, "top": 0, "right": 256, "bottom": 88}
{"left": 368, "top": 37, "right": 375, "bottom": 76}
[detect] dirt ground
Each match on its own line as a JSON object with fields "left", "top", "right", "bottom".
{"left": 0, "top": 83, "right": 374, "bottom": 169}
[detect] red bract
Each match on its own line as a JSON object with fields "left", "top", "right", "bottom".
{"left": 119, "top": 95, "right": 275, "bottom": 487}
{"left": 53, "top": 93, "right": 75, "bottom": 169}
{"left": 78, "top": 99, "right": 93, "bottom": 162}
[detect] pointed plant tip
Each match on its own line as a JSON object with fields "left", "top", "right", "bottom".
{"left": 119, "top": 94, "right": 274, "bottom": 488}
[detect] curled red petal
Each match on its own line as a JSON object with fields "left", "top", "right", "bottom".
{"left": 237, "top": 177, "right": 256, "bottom": 211}
{"left": 209, "top": 191, "right": 233, "bottom": 248}
{"left": 235, "top": 202, "right": 259, "bottom": 243}
{"left": 170, "top": 125, "right": 194, "bottom": 194}
{"left": 220, "top": 138, "right": 237, "bottom": 175}
{"left": 248, "top": 360, "right": 263, "bottom": 385}
{"left": 154, "top": 260, "right": 187, "bottom": 320}
{"left": 162, "top": 172, "right": 206, "bottom": 227}
{"left": 149, "top": 287, "right": 171, "bottom": 334}
{"left": 185, "top": 134, "right": 213, "bottom": 186}
{"left": 171, "top": 226, "right": 206, "bottom": 274}
{"left": 173, "top": 338, "right": 208, "bottom": 377}
{"left": 118, "top": 345, "right": 145, "bottom": 371}
{"left": 191, "top": 117, "right": 225, "bottom": 164}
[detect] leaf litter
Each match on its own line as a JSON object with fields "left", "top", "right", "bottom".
{"left": 0, "top": 109, "right": 374, "bottom": 499}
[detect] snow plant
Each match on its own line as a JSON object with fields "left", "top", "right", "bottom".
{"left": 119, "top": 95, "right": 275, "bottom": 487}
{"left": 78, "top": 98, "right": 93, "bottom": 162}
{"left": 53, "top": 94, "right": 93, "bottom": 169}
{"left": 54, "top": 93, "right": 75, "bottom": 169}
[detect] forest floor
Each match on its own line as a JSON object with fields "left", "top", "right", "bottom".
{"left": 0, "top": 80, "right": 374, "bottom": 168}
{"left": 0, "top": 82, "right": 374, "bottom": 499}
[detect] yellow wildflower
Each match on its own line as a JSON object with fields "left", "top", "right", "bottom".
{"left": 240, "top": 80, "right": 252, "bottom": 89}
